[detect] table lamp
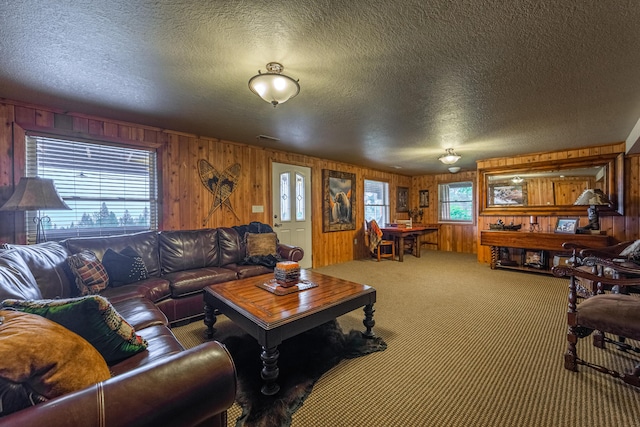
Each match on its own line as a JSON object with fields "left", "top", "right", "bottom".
{"left": 573, "top": 188, "right": 611, "bottom": 232}
{"left": 0, "top": 177, "right": 71, "bottom": 243}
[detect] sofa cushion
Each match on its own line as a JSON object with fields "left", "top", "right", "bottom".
{"left": 0, "top": 242, "right": 74, "bottom": 299}
{"left": 0, "top": 309, "right": 111, "bottom": 416}
{"left": 102, "top": 247, "right": 148, "bottom": 286}
{"left": 108, "top": 324, "right": 184, "bottom": 376}
{"left": 63, "top": 231, "right": 161, "bottom": 277}
{"left": 163, "top": 267, "right": 238, "bottom": 297}
{"left": 245, "top": 232, "right": 278, "bottom": 257}
{"left": 0, "top": 249, "right": 42, "bottom": 301}
{"left": 218, "top": 227, "right": 245, "bottom": 266}
{"left": 159, "top": 229, "right": 219, "bottom": 273}
{"left": 99, "top": 276, "right": 172, "bottom": 305}
{"left": 223, "top": 263, "right": 273, "bottom": 280}
{"left": 110, "top": 297, "right": 169, "bottom": 330}
{"left": 2, "top": 295, "right": 148, "bottom": 364}
{"left": 67, "top": 250, "right": 109, "bottom": 295}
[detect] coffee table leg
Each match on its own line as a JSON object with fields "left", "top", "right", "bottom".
{"left": 260, "top": 346, "right": 280, "bottom": 395}
{"left": 203, "top": 302, "right": 217, "bottom": 339}
{"left": 363, "top": 303, "right": 376, "bottom": 338}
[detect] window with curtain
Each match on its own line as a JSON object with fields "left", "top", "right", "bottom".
{"left": 364, "top": 179, "right": 389, "bottom": 226}
{"left": 438, "top": 181, "right": 474, "bottom": 223}
{"left": 25, "top": 135, "right": 158, "bottom": 242}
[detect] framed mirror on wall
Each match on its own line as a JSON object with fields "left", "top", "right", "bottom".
{"left": 478, "top": 153, "right": 624, "bottom": 217}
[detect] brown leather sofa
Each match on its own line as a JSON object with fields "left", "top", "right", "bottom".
{"left": 0, "top": 225, "right": 303, "bottom": 425}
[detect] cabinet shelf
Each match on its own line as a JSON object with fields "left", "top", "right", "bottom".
{"left": 480, "top": 230, "right": 613, "bottom": 275}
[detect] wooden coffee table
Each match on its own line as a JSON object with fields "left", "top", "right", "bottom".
{"left": 203, "top": 269, "right": 377, "bottom": 395}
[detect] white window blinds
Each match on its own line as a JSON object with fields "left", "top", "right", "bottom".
{"left": 25, "top": 135, "right": 158, "bottom": 242}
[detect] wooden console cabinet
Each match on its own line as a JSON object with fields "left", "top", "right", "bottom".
{"left": 480, "top": 230, "right": 613, "bottom": 274}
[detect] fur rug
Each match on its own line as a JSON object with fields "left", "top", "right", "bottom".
{"left": 222, "top": 320, "right": 387, "bottom": 427}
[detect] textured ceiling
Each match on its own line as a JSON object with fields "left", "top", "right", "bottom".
{"left": 1, "top": 1, "right": 640, "bottom": 175}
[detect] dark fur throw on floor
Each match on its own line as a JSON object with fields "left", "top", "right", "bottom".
{"left": 222, "top": 320, "right": 387, "bottom": 427}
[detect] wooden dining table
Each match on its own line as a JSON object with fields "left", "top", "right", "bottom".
{"left": 380, "top": 225, "right": 439, "bottom": 262}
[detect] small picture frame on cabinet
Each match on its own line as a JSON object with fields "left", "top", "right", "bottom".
{"left": 555, "top": 218, "right": 579, "bottom": 234}
{"left": 523, "top": 250, "right": 545, "bottom": 269}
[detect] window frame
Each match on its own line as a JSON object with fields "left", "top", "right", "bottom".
{"left": 438, "top": 180, "right": 475, "bottom": 224}
{"left": 24, "top": 133, "right": 159, "bottom": 243}
{"left": 364, "top": 179, "right": 390, "bottom": 226}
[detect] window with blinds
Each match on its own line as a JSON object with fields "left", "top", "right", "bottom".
{"left": 25, "top": 135, "right": 158, "bottom": 242}
{"left": 364, "top": 179, "right": 389, "bottom": 226}
{"left": 438, "top": 181, "right": 474, "bottom": 223}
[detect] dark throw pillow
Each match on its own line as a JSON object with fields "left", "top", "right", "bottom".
{"left": 67, "top": 250, "right": 109, "bottom": 295}
{"left": 102, "top": 246, "right": 148, "bottom": 287}
{"left": 2, "top": 295, "right": 148, "bottom": 364}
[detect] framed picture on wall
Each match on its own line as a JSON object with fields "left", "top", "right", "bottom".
{"left": 322, "top": 169, "right": 356, "bottom": 232}
{"left": 419, "top": 190, "right": 429, "bottom": 208}
{"left": 397, "top": 187, "right": 409, "bottom": 212}
{"left": 488, "top": 183, "right": 527, "bottom": 206}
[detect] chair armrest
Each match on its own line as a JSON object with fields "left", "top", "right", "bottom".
{"left": 0, "top": 341, "right": 236, "bottom": 427}
{"left": 277, "top": 243, "right": 304, "bottom": 262}
{"left": 579, "top": 241, "right": 636, "bottom": 258}
{"left": 553, "top": 262, "right": 640, "bottom": 287}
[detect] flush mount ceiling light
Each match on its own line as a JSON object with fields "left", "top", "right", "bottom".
{"left": 438, "top": 148, "right": 461, "bottom": 165}
{"left": 248, "top": 62, "right": 300, "bottom": 107}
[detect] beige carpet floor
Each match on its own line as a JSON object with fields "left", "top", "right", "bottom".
{"left": 172, "top": 250, "right": 640, "bottom": 427}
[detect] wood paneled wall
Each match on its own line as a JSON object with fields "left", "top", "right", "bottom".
{"left": 411, "top": 170, "right": 478, "bottom": 254}
{"left": 1, "top": 99, "right": 638, "bottom": 268}
{"left": 475, "top": 143, "right": 639, "bottom": 264}
{"left": 0, "top": 100, "right": 411, "bottom": 268}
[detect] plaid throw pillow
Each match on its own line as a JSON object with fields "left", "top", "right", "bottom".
{"left": 67, "top": 250, "right": 109, "bottom": 295}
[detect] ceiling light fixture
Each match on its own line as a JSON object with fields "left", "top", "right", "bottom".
{"left": 511, "top": 176, "right": 524, "bottom": 184}
{"left": 248, "top": 62, "right": 300, "bottom": 107}
{"left": 448, "top": 167, "right": 461, "bottom": 173}
{"left": 438, "top": 148, "right": 461, "bottom": 165}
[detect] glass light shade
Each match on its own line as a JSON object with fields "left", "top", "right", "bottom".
{"left": 438, "top": 148, "right": 461, "bottom": 165}
{"left": 248, "top": 62, "right": 300, "bottom": 107}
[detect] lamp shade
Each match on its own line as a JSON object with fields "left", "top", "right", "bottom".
{"left": 0, "top": 177, "right": 71, "bottom": 211}
{"left": 438, "top": 148, "right": 461, "bottom": 165}
{"left": 248, "top": 62, "right": 300, "bottom": 107}
{"left": 573, "top": 188, "right": 610, "bottom": 206}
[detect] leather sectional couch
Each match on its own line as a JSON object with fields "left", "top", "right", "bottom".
{"left": 0, "top": 225, "right": 303, "bottom": 425}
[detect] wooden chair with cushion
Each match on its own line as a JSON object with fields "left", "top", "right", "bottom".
{"left": 365, "top": 220, "right": 395, "bottom": 262}
{"left": 552, "top": 253, "right": 640, "bottom": 387}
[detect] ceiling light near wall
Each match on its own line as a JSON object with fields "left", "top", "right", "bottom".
{"left": 438, "top": 148, "right": 461, "bottom": 165}
{"left": 248, "top": 62, "right": 300, "bottom": 107}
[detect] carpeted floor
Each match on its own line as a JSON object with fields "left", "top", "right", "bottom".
{"left": 173, "top": 250, "right": 640, "bottom": 427}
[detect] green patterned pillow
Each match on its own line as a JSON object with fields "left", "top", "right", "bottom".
{"left": 2, "top": 295, "right": 147, "bottom": 364}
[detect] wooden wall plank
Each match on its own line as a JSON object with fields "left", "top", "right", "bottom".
{"left": 0, "top": 99, "right": 636, "bottom": 268}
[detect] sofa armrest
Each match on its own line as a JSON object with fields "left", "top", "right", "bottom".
{"left": 277, "top": 243, "right": 304, "bottom": 262}
{"left": 0, "top": 341, "right": 236, "bottom": 427}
